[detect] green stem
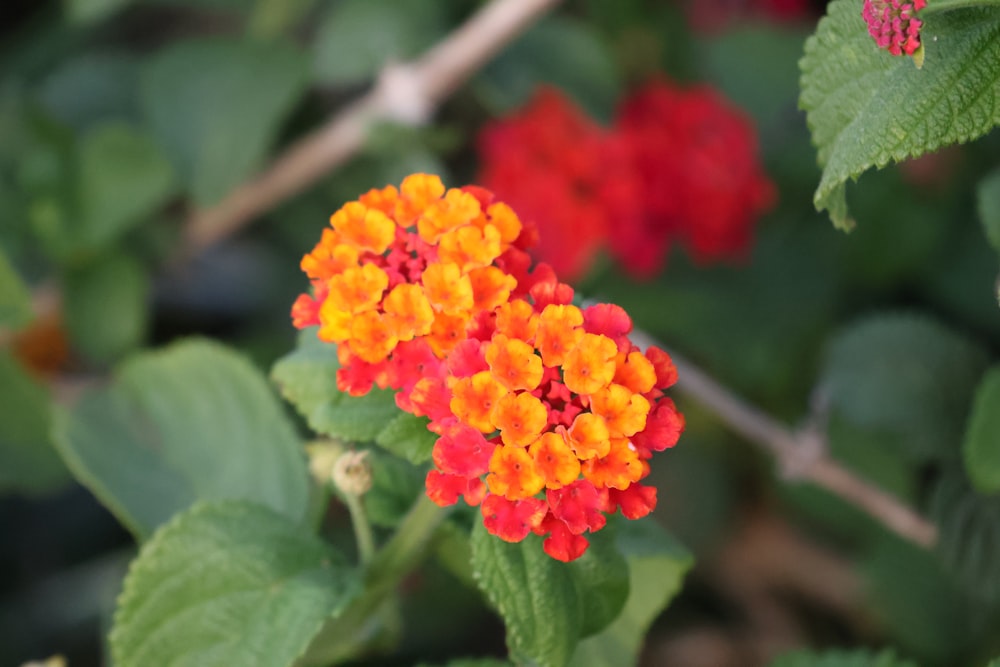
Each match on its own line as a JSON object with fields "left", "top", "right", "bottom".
{"left": 344, "top": 493, "right": 376, "bottom": 566}
{"left": 297, "top": 496, "right": 450, "bottom": 666}
{"left": 922, "top": 0, "right": 1000, "bottom": 16}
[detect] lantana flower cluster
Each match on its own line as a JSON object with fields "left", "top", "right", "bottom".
{"left": 862, "top": 0, "right": 926, "bottom": 57}
{"left": 293, "top": 174, "right": 684, "bottom": 562}
{"left": 478, "top": 79, "right": 774, "bottom": 282}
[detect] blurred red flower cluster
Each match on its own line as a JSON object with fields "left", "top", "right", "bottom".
{"left": 478, "top": 79, "right": 775, "bottom": 282}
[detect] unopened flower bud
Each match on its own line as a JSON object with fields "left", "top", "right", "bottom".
{"left": 332, "top": 450, "right": 373, "bottom": 496}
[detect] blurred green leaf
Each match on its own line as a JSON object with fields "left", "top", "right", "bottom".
{"left": 111, "top": 500, "right": 361, "bottom": 667}
{"left": 476, "top": 17, "right": 622, "bottom": 123}
{"left": 141, "top": 37, "right": 307, "bottom": 205}
{"left": 571, "top": 520, "right": 692, "bottom": 666}
{"left": 799, "top": 0, "right": 1000, "bottom": 229}
{"left": 822, "top": 313, "right": 989, "bottom": 464}
{"left": 77, "top": 123, "right": 175, "bottom": 250}
{"left": 364, "top": 449, "right": 425, "bottom": 528}
{"left": 567, "top": 527, "right": 629, "bottom": 638}
{"left": 931, "top": 470, "right": 1000, "bottom": 602}
{"left": 964, "top": 367, "right": 1000, "bottom": 495}
{"left": 312, "top": 0, "right": 446, "bottom": 85}
{"left": 37, "top": 52, "right": 140, "bottom": 132}
{"left": 0, "top": 248, "right": 32, "bottom": 329}
{"left": 65, "top": 0, "right": 134, "bottom": 25}
{"left": 53, "top": 339, "right": 310, "bottom": 540}
{"left": 271, "top": 328, "right": 401, "bottom": 442}
{"left": 417, "top": 660, "right": 512, "bottom": 667}
{"left": 0, "top": 350, "right": 70, "bottom": 495}
{"left": 865, "top": 533, "right": 980, "bottom": 664}
{"left": 977, "top": 166, "right": 1000, "bottom": 254}
{"left": 63, "top": 253, "right": 150, "bottom": 363}
{"left": 470, "top": 524, "right": 581, "bottom": 667}
{"left": 375, "top": 413, "right": 436, "bottom": 464}
{"left": 769, "top": 648, "right": 919, "bottom": 667}
{"left": 247, "top": 0, "right": 318, "bottom": 39}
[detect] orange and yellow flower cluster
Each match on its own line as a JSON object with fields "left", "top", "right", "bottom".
{"left": 293, "top": 174, "right": 684, "bottom": 561}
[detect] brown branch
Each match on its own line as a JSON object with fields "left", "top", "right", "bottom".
{"left": 628, "top": 330, "right": 939, "bottom": 549}
{"left": 182, "top": 0, "right": 563, "bottom": 254}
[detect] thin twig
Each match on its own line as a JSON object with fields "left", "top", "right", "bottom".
{"left": 181, "top": 0, "right": 563, "bottom": 254}
{"left": 642, "top": 337, "right": 939, "bottom": 549}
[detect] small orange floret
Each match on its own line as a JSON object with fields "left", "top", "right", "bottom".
{"left": 348, "top": 310, "right": 399, "bottom": 363}
{"left": 427, "top": 310, "right": 471, "bottom": 357}
{"left": 326, "top": 263, "right": 389, "bottom": 314}
{"left": 450, "top": 370, "right": 509, "bottom": 433}
{"left": 417, "top": 188, "right": 482, "bottom": 243}
{"left": 495, "top": 299, "right": 539, "bottom": 341}
{"left": 487, "top": 445, "right": 545, "bottom": 500}
{"left": 590, "top": 384, "right": 650, "bottom": 438}
{"left": 486, "top": 201, "right": 523, "bottom": 244}
{"left": 438, "top": 223, "right": 503, "bottom": 271}
{"left": 317, "top": 301, "right": 352, "bottom": 343}
{"left": 397, "top": 174, "right": 445, "bottom": 227}
{"left": 383, "top": 283, "right": 434, "bottom": 341}
{"left": 422, "top": 262, "right": 474, "bottom": 314}
{"left": 567, "top": 412, "right": 611, "bottom": 460}
{"left": 469, "top": 266, "right": 517, "bottom": 313}
{"left": 614, "top": 350, "right": 658, "bottom": 395}
{"left": 530, "top": 432, "right": 581, "bottom": 489}
{"left": 535, "top": 304, "right": 585, "bottom": 367}
{"left": 582, "top": 438, "right": 643, "bottom": 490}
{"left": 358, "top": 184, "right": 400, "bottom": 216}
{"left": 563, "top": 333, "right": 618, "bottom": 395}
{"left": 485, "top": 334, "right": 543, "bottom": 392}
{"left": 301, "top": 229, "right": 358, "bottom": 280}
{"left": 330, "top": 202, "right": 396, "bottom": 254}
{"left": 491, "top": 391, "right": 548, "bottom": 447}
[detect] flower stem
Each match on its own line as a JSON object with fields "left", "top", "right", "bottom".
{"left": 344, "top": 493, "right": 376, "bottom": 566}
{"left": 922, "top": 0, "right": 1000, "bottom": 15}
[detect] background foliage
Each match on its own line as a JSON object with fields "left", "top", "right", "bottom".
{"left": 3, "top": 0, "right": 1000, "bottom": 665}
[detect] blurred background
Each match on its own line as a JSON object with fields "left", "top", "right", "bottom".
{"left": 2, "top": 0, "right": 1000, "bottom": 665}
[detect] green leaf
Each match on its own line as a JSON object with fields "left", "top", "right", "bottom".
{"left": 37, "top": 52, "right": 140, "bottom": 132}
{"left": 375, "top": 412, "right": 436, "bottom": 464}
{"left": 571, "top": 521, "right": 692, "bottom": 667}
{"left": 271, "top": 328, "right": 401, "bottom": 442}
{"left": 53, "top": 339, "right": 310, "bottom": 540}
{"left": 963, "top": 367, "right": 1000, "bottom": 494}
{"left": 475, "top": 17, "right": 621, "bottom": 123}
{"left": 77, "top": 123, "right": 175, "bottom": 249}
{"left": 416, "top": 660, "right": 513, "bottom": 667}
{"left": 822, "top": 313, "right": 989, "bottom": 463}
{"left": 110, "top": 500, "right": 361, "bottom": 667}
{"left": 566, "top": 527, "right": 629, "bottom": 638}
{"left": 65, "top": 0, "right": 134, "bottom": 24}
{"left": 0, "top": 248, "right": 31, "bottom": 330}
{"left": 769, "top": 648, "right": 919, "bottom": 667}
{"left": 799, "top": 1, "right": 1000, "bottom": 229}
{"left": 0, "top": 350, "right": 70, "bottom": 495}
{"left": 471, "top": 523, "right": 581, "bottom": 667}
{"left": 364, "top": 449, "right": 425, "bottom": 528}
{"left": 63, "top": 253, "right": 150, "bottom": 363}
{"left": 312, "top": 0, "right": 446, "bottom": 85}
{"left": 977, "top": 166, "right": 1000, "bottom": 254}
{"left": 141, "top": 37, "right": 307, "bottom": 205}
{"left": 931, "top": 470, "right": 1000, "bottom": 602}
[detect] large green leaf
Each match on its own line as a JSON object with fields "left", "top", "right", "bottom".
{"left": 312, "top": 0, "right": 446, "bottom": 85}
{"left": 140, "top": 37, "right": 307, "bottom": 205}
{"left": 963, "top": 367, "right": 1000, "bottom": 494}
{"left": 76, "top": 123, "right": 175, "bottom": 249}
{"left": 769, "top": 648, "right": 919, "bottom": 667}
{"left": 63, "top": 252, "right": 150, "bottom": 363}
{"left": 0, "top": 248, "right": 31, "bottom": 330}
{"left": 37, "top": 52, "right": 140, "bottom": 132}
{"left": 0, "top": 350, "right": 70, "bottom": 495}
{"left": 565, "top": 527, "right": 629, "bottom": 638}
{"left": 475, "top": 17, "right": 621, "bottom": 123}
{"left": 931, "top": 470, "right": 1000, "bottom": 602}
{"left": 375, "top": 412, "right": 436, "bottom": 464}
{"left": 800, "top": 1, "right": 1000, "bottom": 229}
{"left": 822, "top": 313, "right": 989, "bottom": 463}
{"left": 271, "top": 328, "right": 401, "bottom": 443}
{"left": 471, "top": 524, "right": 582, "bottom": 667}
{"left": 571, "top": 520, "right": 692, "bottom": 667}
{"left": 364, "top": 449, "right": 425, "bottom": 528}
{"left": 110, "top": 500, "right": 361, "bottom": 667}
{"left": 53, "top": 339, "right": 310, "bottom": 540}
